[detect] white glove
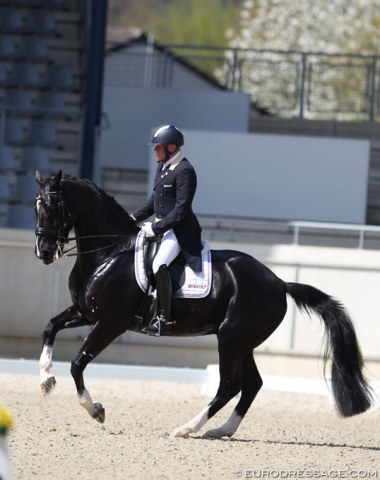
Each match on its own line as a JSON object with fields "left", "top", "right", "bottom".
{"left": 141, "top": 222, "right": 155, "bottom": 237}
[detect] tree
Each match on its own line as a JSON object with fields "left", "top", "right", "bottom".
{"left": 222, "top": 0, "right": 380, "bottom": 119}
{"left": 228, "top": 0, "right": 380, "bottom": 54}
{"left": 155, "top": 0, "right": 240, "bottom": 47}
{"left": 107, "top": 0, "right": 241, "bottom": 48}
{"left": 107, "top": 0, "right": 242, "bottom": 82}
{"left": 155, "top": 0, "right": 242, "bottom": 79}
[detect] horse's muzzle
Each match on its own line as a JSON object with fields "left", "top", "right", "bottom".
{"left": 35, "top": 246, "right": 57, "bottom": 265}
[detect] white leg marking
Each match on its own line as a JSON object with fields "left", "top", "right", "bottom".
{"left": 78, "top": 388, "right": 105, "bottom": 422}
{"left": 78, "top": 388, "right": 96, "bottom": 416}
{"left": 39, "top": 345, "right": 53, "bottom": 382}
{"left": 171, "top": 406, "right": 210, "bottom": 438}
{"left": 39, "top": 345, "right": 56, "bottom": 395}
{"left": 204, "top": 410, "right": 242, "bottom": 439}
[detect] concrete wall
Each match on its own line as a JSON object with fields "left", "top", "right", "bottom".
{"left": 145, "top": 129, "right": 370, "bottom": 224}
{"left": 0, "top": 228, "right": 379, "bottom": 368}
{"left": 98, "top": 87, "right": 250, "bottom": 170}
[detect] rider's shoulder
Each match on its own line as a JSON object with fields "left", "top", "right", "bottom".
{"left": 178, "top": 157, "right": 195, "bottom": 171}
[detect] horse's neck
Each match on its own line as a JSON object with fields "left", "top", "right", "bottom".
{"left": 73, "top": 202, "right": 132, "bottom": 241}
{"left": 65, "top": 180, "right": 138, "bottom": 257}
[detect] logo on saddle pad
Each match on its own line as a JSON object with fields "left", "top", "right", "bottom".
{"left": 134, "top": 231, "right": 212, "bottom": 299}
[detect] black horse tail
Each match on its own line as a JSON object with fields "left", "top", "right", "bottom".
{"left": 286, "top": 282, "right": 373, "bottom": 417}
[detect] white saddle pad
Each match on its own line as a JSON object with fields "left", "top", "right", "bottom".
{"left": 134, "top": 230, "right": 212, "bottom": 299}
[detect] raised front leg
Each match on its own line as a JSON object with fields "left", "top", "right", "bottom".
{"left": 39, "top": 305, "right": 88, "bottom": 395}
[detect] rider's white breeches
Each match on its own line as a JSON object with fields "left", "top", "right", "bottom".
{"left": 152, "top": 229, "right": 181, "bottom": 274}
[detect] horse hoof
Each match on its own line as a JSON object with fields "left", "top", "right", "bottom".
{"left": 203, "top": 429, "right": 221, "bottom": 439}
{"left": 40, "top": 376, "right": 57, "bottom": 396}
{"left": 203, "top": 427, "right": 231, "bottom": 439}
{"left": 170, "top": 427, "right": 190, "bottom": 439}
{"left": 92, "top": 402, "right": 105, "bottom": 423}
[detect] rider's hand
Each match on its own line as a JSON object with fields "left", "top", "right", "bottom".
{"left": 141, "top": 222, "right": 155, "bottom": 237}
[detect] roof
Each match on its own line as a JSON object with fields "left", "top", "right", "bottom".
{"left": 105, "top": 27, "right": 270, "bottom": 115}
{"left": 106, "top": 31, "right": 226, "bottom": 91}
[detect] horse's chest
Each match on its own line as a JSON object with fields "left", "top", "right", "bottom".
{"left": 69, "top": 266, "right": 105, "bottom": 315}
{"left": 70, "top": 258, "right": 129, "bottom": 316}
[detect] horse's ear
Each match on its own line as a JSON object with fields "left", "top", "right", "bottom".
{"left": 52, "top": 170, "right": 63, "bottom": 188}
{"left": 35, "top": 170, "right": 44, "bottom": 186}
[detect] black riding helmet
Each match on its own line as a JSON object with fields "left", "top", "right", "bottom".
{"left": 148, "top": 124, "right": 184, "bottom": 160}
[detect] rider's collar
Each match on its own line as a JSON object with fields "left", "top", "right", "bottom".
{"left": 161, "top": 150, "right": 183, "bottom": 170}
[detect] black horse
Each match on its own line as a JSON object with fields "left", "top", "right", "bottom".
{"left": 34, "top": 170, "right": 372, "bottom": 439}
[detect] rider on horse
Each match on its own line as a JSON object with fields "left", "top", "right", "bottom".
{"left": 34, "top": 168, "right": 373, "bottom": 432}
{"left": 131, "top": 125, "right": 203, "bottom": 336}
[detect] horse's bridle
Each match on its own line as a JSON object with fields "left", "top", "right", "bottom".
{"left": 35, "top": 188, "right": 134, "bottom": 257}
{"left": 35, "top": 189, "right": 71, "bottom": 255}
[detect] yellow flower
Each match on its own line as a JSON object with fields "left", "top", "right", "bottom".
{"left": 0, "top": 406, "right": 13, "bottom": 433}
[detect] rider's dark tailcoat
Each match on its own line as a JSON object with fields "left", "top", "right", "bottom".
{"left": 132, "top": 155, "right": 202, "bottom": 272}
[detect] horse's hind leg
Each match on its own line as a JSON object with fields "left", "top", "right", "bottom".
{"left": 70, "top": 319, "right": 126, "bottom": 423}
{"left": 39, "top": 305, "right": 87, "bottom": 395}
{"left": 204, "top": 352, "right": 262, "bottom": 439}
{"left": 171, "top": 341, "right": 243, "bottom": 438}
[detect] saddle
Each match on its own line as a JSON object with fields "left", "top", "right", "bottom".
{"left": 134, "top": 230, "right": 212, "bottom": 299}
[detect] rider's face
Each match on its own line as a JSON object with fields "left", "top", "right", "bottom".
{"left": 154, "top": 144, "right": 166, "bottom": 163}
{"left": 154, "top": 144, "right": 176, "bottom": 163}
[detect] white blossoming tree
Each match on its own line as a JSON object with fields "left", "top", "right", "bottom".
{"left": 230, "top": 0, "right": 380, "bottom": 53}
{"left": 221, "top": 0, "right": 380, "bottom": 119}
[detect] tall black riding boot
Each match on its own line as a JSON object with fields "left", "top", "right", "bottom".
{"left": 142, "top": 265, "right": 172, "bottom": 336}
